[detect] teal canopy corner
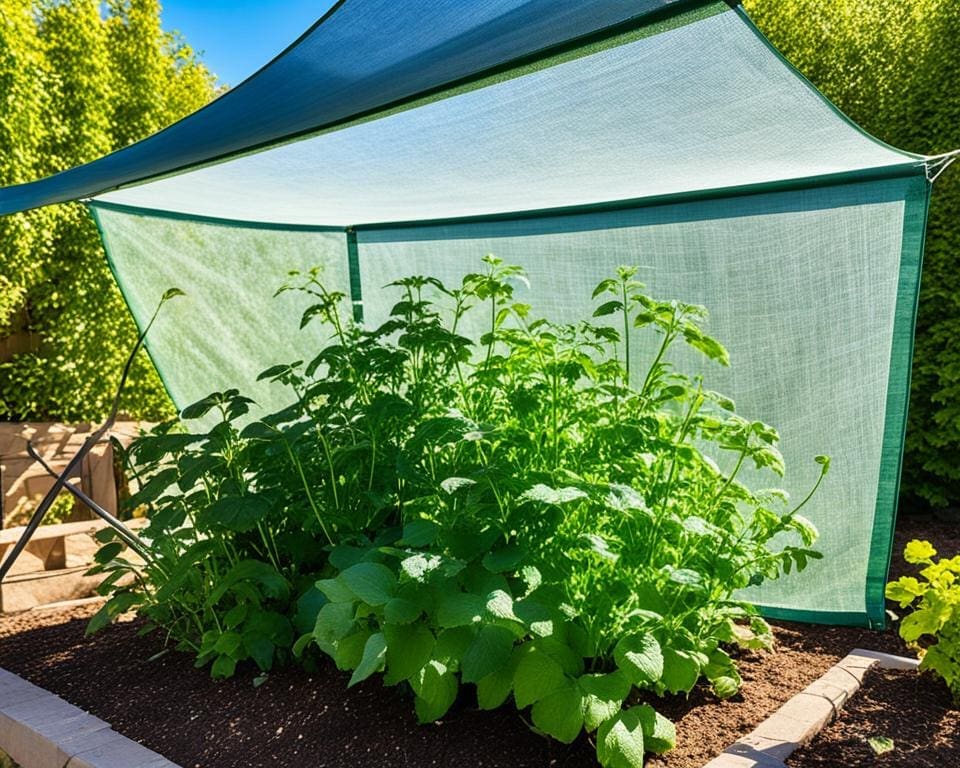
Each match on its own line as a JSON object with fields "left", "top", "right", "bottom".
{"left": 0, "top": 0, "right": 949, "bottom": 626}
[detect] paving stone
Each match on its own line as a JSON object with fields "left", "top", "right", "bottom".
{"left": 67, "top": 736, "right": 180, "bottom": 768}
{"left": 849, "top": 647, "right": 919, "bottom": 670}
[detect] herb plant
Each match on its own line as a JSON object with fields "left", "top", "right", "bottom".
{"left": 886, "top": 539, "right": 960, "bottom": 702}
{"left": 92, "top": 257, "right": 826, "bottom": 767}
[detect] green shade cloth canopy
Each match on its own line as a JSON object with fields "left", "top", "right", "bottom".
{"left": 0, "top": 0, "right": 942, "bottom": 626}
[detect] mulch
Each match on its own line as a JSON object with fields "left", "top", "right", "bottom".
{"left": 0, "top": 515, "right": 956, "bottom": 768}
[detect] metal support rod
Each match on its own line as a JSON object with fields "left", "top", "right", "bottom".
{"left": 25, "top": 442, "right": 152, "bottom": 561}
{"left": 0, "top": 289, "right": 180, "bottom": 583}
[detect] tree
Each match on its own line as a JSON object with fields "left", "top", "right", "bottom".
{"left": 0, "top": 0, "right": 216, "bottom": 421}
{"left": 745, "top": 0, "right": 960, "bottom": 508}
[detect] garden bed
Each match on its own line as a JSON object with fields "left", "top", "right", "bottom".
{"left": 0, "top": 516, "right": 954, "bottom": 768}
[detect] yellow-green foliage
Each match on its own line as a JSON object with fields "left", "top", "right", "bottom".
{"left": 886, "top": 539, "right": 960, "bottom": 702}
{"left": 0, "top": 0, "right": 217, "bottom": 421}
{"left": 745, "top": 0, "right": 960, "bottom": 508}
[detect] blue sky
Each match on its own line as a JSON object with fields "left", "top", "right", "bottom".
{"left": 160, "top": 1, "right": 338, "bottom": 87}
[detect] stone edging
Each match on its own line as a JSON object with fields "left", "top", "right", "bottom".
{"left": 0, "top": 667, "right": 180, "bottom": 768}
{"left": 702, "top": 648, "right": 919, "bottom": 768}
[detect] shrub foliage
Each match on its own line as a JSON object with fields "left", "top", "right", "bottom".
{"left": 92, "top": 259, "right": 825, "bottom": 766}
{"left": 745, "top": 0, "right": 960, "bottom": 506}
{"left": 0, "top": 0, "right": 216, "bottom": 421}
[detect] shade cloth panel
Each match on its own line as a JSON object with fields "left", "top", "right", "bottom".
{"left": 96, "top": 7, "right": 919, "bottom": 226}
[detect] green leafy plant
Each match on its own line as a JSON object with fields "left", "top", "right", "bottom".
{"left": 92, "top": 257, "right": 826, "bottom": 766}
{"left": 886, "top": 539, "right": 960, "bottom": 702}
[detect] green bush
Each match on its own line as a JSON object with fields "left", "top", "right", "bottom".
{"left": 91, "top": 258, "right": 825, "bottom": 767}
{"left": 744, "top": 0, "right": 960, "bottom": 507}
{"left": 0, "top": 0, "right": 217, "bottom": 422}
{"left": 886, "top": 539, "right": 960, "bottom": 702}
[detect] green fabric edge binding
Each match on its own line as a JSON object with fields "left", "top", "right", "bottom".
{"left": 86, "top": 202, "right": 183, "bottom": 412}
{"left": 863, "top": 175, "right": 932, "bottom": 629}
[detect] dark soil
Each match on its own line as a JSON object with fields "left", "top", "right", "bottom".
{"left": 0, "top": 515, "right": 955, "bottom": 768}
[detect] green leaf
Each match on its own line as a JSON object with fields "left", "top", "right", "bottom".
{"left": 211, "top": 654, "right": 237, "bottom": 679}
{"left": 531, "top": 683, "right": 584, "bottom": 744}
{"left": 485, "top": 589, "right": 520, "bottom": 622}
{"left": 900, "top": 608, "right": 943, "bottom": 642}
{"left": 868, "top": 736, "right": 895, "bottom": 756}
{"left": 635, "top": 703, "right": 676, "bottom": 753}
{"left": 521, "top": 484, "right": 588, "bottom": 505}
{"left": 349, "top": 632, "right": 387, "bottom": 687}
{"left": 476, "top": 663, "right": 514, "bottom": 710}
{"left": 593, "top": 300, "right": 624, "bottom": 318}
{"left": 399, "top": 519, "right": 440, "bottom": 546}
{"left": 384, "top": 597, "right": 421, "bottom": 624}
{"left": 223, "top": 604, "right": 248, "bottom": 630}
{"left": 711, "top": 675, "right": 741, "bottom": 699}
{"left": 384, "top": 623, "right": 435, "bottom": 685}
{"left": 412, "top": 660, "right": 459, "bottom": 723}
{"left": 482, "top": 544, "right": 525, "bottom": 573}
{"left": 461, "top": 625, "right": 515, "bottom": 684}
{"left": 338, "top": 562, "right": 397, "bottom": 606}
{"left": 614, "top": 632, "right": 663, "bottom": 686}
{"left": 93, "top": 542, "right": 123, "bottom": 564}
{"left": 597, "top": 708, "right": 646, "bottom": 768}
{"left": 660, "top": 648, "right": 701, "bottom": 694}
{"left": 578, "top": 671, "right": 632, "bottom": 731}
{"left": 313, "top": 602, "right": 356, "bottom": 654}
{"left": 198, "top": 495, "right": 270, "bottom": 533}
{"left": 434, "top": 627, "right": 475, "bottom": 668}
{"left": 316, "top": 578, "right": 355, "bottom": 603}
{"left": 904, "top": 539, "right": 937, "bottom": 564}
{"left": 334, "top": 631, "right": 371, "bottom": 671}
{"left": 437, "top": 591, "right": 485, "bottom": 628}
{"left": 514, "top": 648, "right": 567, "bottom": 708}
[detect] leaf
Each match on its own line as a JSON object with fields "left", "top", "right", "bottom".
{"left": 205, "top": 559, "right": 289, "bottom": 607}
{"left": 437, "top": 591, "right": 485, "bottom": 628}
{"left": 514, "top": 648, "right": 567, "bottom": 709}
{"left": 93, "top": 542, "right": 124, "bottom": 564}
{"left": 614, "top": 633, "right": 663, "bottom": 686}
{"left": 660, "top": 648, "right": 701, "bottom": 694}
{"left": 482, "top": 544, "right": 525, "bottom": 573}
{"left": 593, "top": 300, "right": 624, "bottom": 318}
{"left": 521, "top": 484, "right": 588, "bottom": 505}
{"left": 904, "top": 539, "right": 937, "bottom": 564}
{"left": 578, "top": 671, "right": 632, "bottom": 731}
{"left": 313, "top": 602, "right": 356, "bottom": 655}
{"left": 399, "top": 519, "right": 440, "bottom": 546}
{"left": 211, "top": 654, "right": 237, "bottom": 679}
{"left": 885, "top": 576, "right": 926, "bottom": 608}
{"left": 868, "top": 736, "right": 895, "bottom": 755}
{"left": 461, "top": 625, "right": 515, "bottom": 684}
{"left": 412, "top": 660, "right": 458, "bottom": 723}
{"left": 384, "top": 623, "right": 435, "bottom": 685}
{"left": 476, "top": 663, "right": 515, "bottom": 710}
{"left": 485, "top": 589, "right": 520, "bottom": 622}
{"left": 635, "top": 703, "right": 676, "bottom": 754}
{"left": 597, "top": 708, "right": 646, "bottom": 768}
{"left": 334, "top": 631, "right": 370, "bottom": 671}
{"left": 384, "top": 597, "right": 421, "bottom": 624}
{"left": 198, "top": 495, "right": 270, "bottom": 533}
{"left": 711, "top": 675, "right": 741, "bottom": 699}
{"left": 316, "top": 578, "right": 356, "bottom": 603}
{"left": 900, "top": 608, "right": 943, "bottom": 642}
{"left": 223, "top": 603, "right": 248, "bottom": 630}
{"left": 348, "top": 632, "right": 387, "bottom": 687}
{"left": 531, "top": 683, "right": 584, "bottom": 744}
{"left": 338, "top": 562, "right": 397, "bottom": 606}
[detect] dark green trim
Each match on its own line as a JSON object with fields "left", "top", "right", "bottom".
{"left": 88, "top": 200, "right": 344, "bottom": 232}
{"left": 864, "top": 176, "right": 932, "bottom": 629}
{"left": 759, "top": 606, "right": 872, "bottom": 628}
{"left": 86, "top": 203, "right": 182, "bottom": 412}
{"left": 734, "top": 5, "right": 925, "bottom": 162}
{"left": 353, "top": 163, "right": 924, "bottom": 233}
{"left": 91, "top": 1, "right": 730, "bottom": 196}
{"left": 346, "top": 228, "right": 363, "bottom": 323}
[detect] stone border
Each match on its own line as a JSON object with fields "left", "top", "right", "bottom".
{"left": 702, "top": 649, "right": 919, "bottom": 768}
{"left": 0, "top": 667, "right": 180, "bottom": 768}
